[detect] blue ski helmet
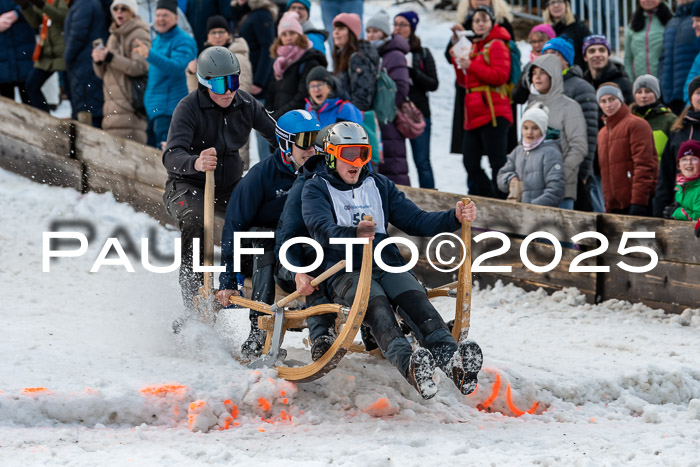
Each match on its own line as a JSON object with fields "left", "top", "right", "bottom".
{"left": 275, "top": 110, "right": 322, "bottom": 166}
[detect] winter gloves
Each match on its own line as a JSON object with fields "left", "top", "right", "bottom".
{"left": 663, "top": 201, "right": 680, "bottom": 219}
{"left": 507, "top": 177, "right": 523, "bottom": 202}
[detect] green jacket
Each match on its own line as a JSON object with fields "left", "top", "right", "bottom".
{"left": 631, "top": 103, "right": 677, "bottom": 162}
{"left": 20, "top": 0, "right": 69, "bottom": 72}
{"left": 673, "top": 177, "right": 700, "bottom": 221}
{"left": 624, "top": 12, "right": 665, "bottom": 81}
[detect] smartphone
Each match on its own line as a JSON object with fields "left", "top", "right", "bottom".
{"left": 92, "top": 38, "right": 104, "bottom": 49}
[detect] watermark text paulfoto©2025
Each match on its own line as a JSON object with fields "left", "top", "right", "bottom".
{"left": 41, "top": 228, "right": 660, "bottom": 275}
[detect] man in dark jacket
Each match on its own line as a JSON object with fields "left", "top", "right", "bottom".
{"left": 583, "top": 35, "right": 633, "bottom": 104}
{"left": 163, "top": 46, "right": 276, "bottom": 319}
{"left": 301, "top": 121, "right": 483, "bottom": 400}
{"left": 215, "top": 110, "right": 320, "bottom": 357}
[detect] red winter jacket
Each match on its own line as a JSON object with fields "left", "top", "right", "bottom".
{"left": 453, "top": 24, "right": 513, "bottom": 130}
{"left": 597, "top": 104, "right": 658, "bottom": 212}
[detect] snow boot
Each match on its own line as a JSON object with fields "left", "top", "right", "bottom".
{"left": 405, "top": 348, "right": 438, "bottom": 400}
{"left": 241, "top": 324, "right": 267, "bottom": 358}
{"left": 443, "top": 340, "right": 483, "bottom": 395}
{"left": 310, "top": 335, "right": 334, "bottom": 362}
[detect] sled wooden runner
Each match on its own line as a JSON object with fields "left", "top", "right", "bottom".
{"left": 451, "top": 197, "right": 473, "bottom": 341}
{"left": 227, "top": 226, "right": 373, "bottom": 383}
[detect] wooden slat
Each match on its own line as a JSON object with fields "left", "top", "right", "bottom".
{"left": 599, "top": 254, "right": 700, "bottom": 312}
{"left": 399, "top": 186, "right": 599, "bottom": 246}
{"left": 598, "top": 213, "right": 700, "bottom": 264}
{"left": 73, "top": 121, "right": 167, "bottom": 188}
{"left": 0, "top": 133, "right": 82, "bottom": 189}
{"left": 0, "top": 97, "right": 72, "bottom": 156}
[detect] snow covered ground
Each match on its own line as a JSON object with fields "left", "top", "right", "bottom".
{"left": 4, "top": 1, "right": 698, "bottom": 465}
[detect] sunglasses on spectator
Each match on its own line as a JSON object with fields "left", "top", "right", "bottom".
{"left": 197, "top": 73, "right": 240, "bottom": 95}
{"left": 326, "top": 143, "right": 372, "bottom": 167}
{"left": 112, "top": 5, "right": 130, "bottom": 12}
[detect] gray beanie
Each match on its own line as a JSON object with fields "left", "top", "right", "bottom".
{"left": 596, "top": 83, "right": 624, "bottom": 103}
{"left": 522, "top": 103, "right": 549, "bottom": 136}
{"left": 633, "top": 74, "right": 661, "bottom": 101}
{"left": 366, "top": 9, "right": 392, "bottom": 38}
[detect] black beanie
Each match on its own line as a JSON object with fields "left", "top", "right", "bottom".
{"left": 207, "top": 15, "right": 229, "bottom": 33}
{"left": 306, "top": 65, "right": 333, "bottom": 88}
{"left": 689, "top": 76, "right": 700, "bottom": 101}
{"left": 156, "top": 0, "right": 178, "bottom": 14}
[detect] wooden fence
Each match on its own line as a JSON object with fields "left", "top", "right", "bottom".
{"left": 1, "top": 97, "right": 697, "bottom": 313}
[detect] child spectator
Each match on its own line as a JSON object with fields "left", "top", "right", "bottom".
{"left": 662, "top": 140, "right": 700, "bottom": 223}
{"left": 597, "top": 82, "right": 658, "bottom": 215}
{"left": 304, "top": 65, "right": 362, "bottom": 127}
{"left": 653, "top": 76, "right": 700, "bottom": 216}
{"left": 630, "top": 74, "right": 676, "bottom": 163}
{"left": 497, "top": 104, "right": 565, "bottom": 206}
{"left": 528, "top": 23, "right": 555, "bottom": 62}
{"left": 525, "top": 54, "right": 587, "bottom": 210}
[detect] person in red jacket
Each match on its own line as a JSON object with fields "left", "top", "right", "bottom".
{"left": 450, "top": 5, "right": 513, "bottom": 198}
{"left": 596, "top": 82, "right": 658, "bottom": 215}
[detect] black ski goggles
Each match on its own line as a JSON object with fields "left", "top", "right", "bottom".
{"left": 293, "top": 131, "right": 319, "bottom": 150}
{"left": 197, "top": 72, "right": 240, "bottom": 95}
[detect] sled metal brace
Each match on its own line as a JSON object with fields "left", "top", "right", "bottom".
{"left": 228, "top": 260, "right": 347, "bottom": 368}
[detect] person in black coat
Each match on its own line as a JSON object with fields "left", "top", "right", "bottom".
{"left": 63, "top": 0, "right": 107, "bottom": 126}
{"left": 395, "top": 10, "right": 438, "bottom": 189}
{"left": 582, "top": 35, "right": 634, "bottom": 105}
{"left": 0, "top": 0, "right": 35, "bottom": 102}
{"left": 266, "top": 11, "right": 327, "bottom": 120}
{"left": 163, "top": 47, "right": 276, "bottom": 316}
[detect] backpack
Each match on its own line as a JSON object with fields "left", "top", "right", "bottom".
{"left": 483, "top": 39, "right": 522, "bottom": 91}
{"left": 373, "top": 58, "right": 397, "bottom": 125}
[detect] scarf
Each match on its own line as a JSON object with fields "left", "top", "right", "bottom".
{"left": 676, "top": 172, "right": 700, "bottom": 184}
{"left": 273, "top": 42, "right": 311, "bottom": 80}
{"left": 522, "top": 135, "right": 545, "bottom": 151}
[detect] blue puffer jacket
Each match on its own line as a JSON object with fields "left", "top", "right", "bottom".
{"left": 219, "top": 149, "right": 297, "bottom": 290}
{"left": 0, "top": 1, "right": 35, "bottom": 84}
{"left": 659, "top": 2, "right": 700, "bottom": 104}
{"left": 305, "top": 97, "right": 363, "bottom": 128}
{"left": 144, "top": 25, "right": 196, "bottom": 118}
{"left": 302, "top": 166, "right": 460, "bottom": 295}
{"left": 63, "top": 0, "right": 107, "bottom": 118}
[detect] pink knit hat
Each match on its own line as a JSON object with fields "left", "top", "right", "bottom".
{"left": 278, "top": 11, "right": 304, "bottom": 37}
{"left": 333, "top": 12, "right": 362, "bottom": 40}
{"left": 530, "top": 24, "right": 556, "bottom": 40}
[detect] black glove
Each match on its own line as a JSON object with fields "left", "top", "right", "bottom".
{"left": 662, "top": 201, "right": 680, "bottom": 219}
{"left": 628, "top": 204, "right": 648, "bottom": 216}
{"left": 29, "top": 0, "right": 44, "bottom": 8}
{"left": 12, "top": 0, "right": 31, "bottom": 8}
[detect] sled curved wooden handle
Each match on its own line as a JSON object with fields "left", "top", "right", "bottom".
{"left": 453, "top": 197, "right": 472, "bottom": 341}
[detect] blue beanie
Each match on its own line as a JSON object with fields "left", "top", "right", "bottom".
{"left": 286, "top": 0, "right": 311, "bottom": 13}
{"left": 693, "top": 0, "right": 700, "bottom": 18}
{"left": 542, "top": 36, "right": 575, "bottom": 67}
{"left": 395, "top": 10, "right": 419, "bottom": 32}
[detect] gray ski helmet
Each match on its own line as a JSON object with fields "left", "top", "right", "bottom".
{"left": 197, "top": 46, "right": 240, "bottom": 79}
{"left": 323, "top": 121, "right": 370, "bottom": 169}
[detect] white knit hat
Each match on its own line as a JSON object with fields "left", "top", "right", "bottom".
{"left": 521, "top": 103, "right": 549, "bottom": 135}
{"left": 111, "top": 0, "right": 139, "bottom": 17}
